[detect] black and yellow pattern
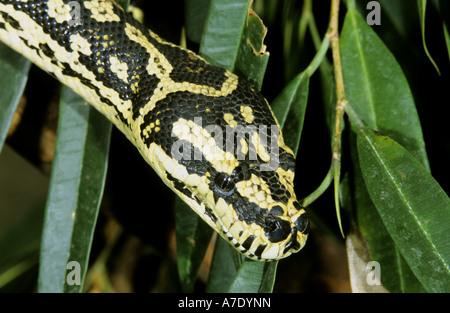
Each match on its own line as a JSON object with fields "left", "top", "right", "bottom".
{"left": 0, "top": 0, "right": 309, "bottom": 260}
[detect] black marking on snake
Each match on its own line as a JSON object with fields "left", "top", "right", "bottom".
{"left": 254, "top": 244, "right": 267, "bottom": 258}
{"left": 38, "top": 42, "right": 55, "bottom": 59}
{"left": 17, "top": 36, "right": 40, "bottom": 55}
{"left": 165, "top": 171, "right": 193, "bottom": 199}
{"left": 0, "top": 11, "right": 22, "bottom": 30}
{"left": 204, "top": 207, "right": 217, "bottom": 224}
{"left": 131, "top": 73, "right": 160, "bottom": 119}
{"left": 242, "top": 235, "right": 256, "bottom": 250}
{"left": 144, "top": 33, "right": 229, "bottom": 90}
{"left": 59, "top": 61, "right": 119, "bottom": 119}
{"left": 283, "top": 228, "right": 300, "bottom": 254}
{"left": 8, "top": 0, "right": 161, "bottom": 110}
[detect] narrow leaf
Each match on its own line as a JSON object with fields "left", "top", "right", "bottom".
{"left": 345, "top": 134, "right": 426, "bottom": 292}
{"left": 199, "top": 0, "right": 251, "bottom": 71}
{"left": 174, "top": 197, "right": 213, "bottom": 292}
{"left": 227, "top": 260, "right": 265, "bottom": 292}
{"left": 443, "top": 21, "right": 450, "bottom": 62}
{"left": 270, "top": 72, "right": 309, "bottom": 157}
{"left": 440, "top": 0, "right": 450, "bottom": 62}
{"left": 38, "top": 87, "right": 111, "bottom": 292}
{"left": 340, "top": 9, "right": 429, "bottom": 169}
{"left": 357, "top": 129, "right": 450, "bottom": 292}
{"left": 0, "top": 43, "right": 30, "bottom": 152}
{"left": 417, "top": 0, "right": 441, "bottom": 74}
{"left": 341, "top": 9, "right": 437, "bottom": 292}
{"left": 235, "top": 9, "right": 270, "bottom": 89}
{"left": 206, "top": 236, "right": 238, "bottom": 293}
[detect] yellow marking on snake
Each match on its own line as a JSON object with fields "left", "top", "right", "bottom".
{"left": 69, "top": 33, "right": 93, "bottom": 55}
{"left": 171, "top": 118, "right": 239, "bottom": 175}
{"left": 109, "top": 55, "right": 129, "bottom": 83}
{"left": 0, "top": 0, "right": 309, "bottom": 261}
{"left": 240, "top": 105, "right": 255, "bottom": 124}
{"left": 84, "top": 0, "right": 121, "bottom": 22}
{"left": 47, "top": 0, "right": 72, "bottom": 23}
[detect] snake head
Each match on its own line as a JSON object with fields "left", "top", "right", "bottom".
{"left": 205, "top": 150, "right": 310, "bottom": 260}
{"left": 162, "top": 110, "right": 309, "bottom": 260}
{"left": 147, "top": 73, "right": 309, "bottom": 260}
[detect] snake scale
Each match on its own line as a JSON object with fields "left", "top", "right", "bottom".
{"left": 0, "top": 0, "right": 309, "bottom": 260}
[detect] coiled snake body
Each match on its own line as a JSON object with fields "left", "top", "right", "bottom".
{"left": 0, "top": 0, "right": 309, "bottom": 260}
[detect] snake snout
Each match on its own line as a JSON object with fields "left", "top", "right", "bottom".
{"left": 263, "top": 214, "right": 291, "bottom": 243}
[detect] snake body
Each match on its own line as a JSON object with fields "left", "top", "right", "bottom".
{"left": 0, "top": 0, "right": 309, "bottom": 260}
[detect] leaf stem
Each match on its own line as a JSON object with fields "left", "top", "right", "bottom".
{"left": 304, "top": 35, "right": 330, "bottom": 78}
{"left": 299, "top": 0, "right": 322, "bottom": 50}
{"left": 326, "top": 0, "right": 347, "bottom": 236}
{"left": 301, "top": 162, "right": 335, "bottom": 207}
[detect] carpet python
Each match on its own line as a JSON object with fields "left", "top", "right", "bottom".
{"left": 0, "top": 0, "right": 309, "bottom": 260}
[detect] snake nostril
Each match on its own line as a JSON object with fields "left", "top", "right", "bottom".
{"left": 294, "top": 212, "right": 310, "bottom": 235}
{"left": 264, "top": 215, "right": 291, "bottom": 243}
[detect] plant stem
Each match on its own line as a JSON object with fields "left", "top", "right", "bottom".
{"left": 301, "top": 162, "right": 335, "bottom": 207}
{"left": 304, "top": 35, "right": 330, "bottom": 77}
{"left": 326, "top": 0, "right": 347, "bottom": 236}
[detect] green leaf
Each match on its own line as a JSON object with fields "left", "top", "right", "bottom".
{"left": 199, "top": 0, "right": 251, "bottom": 71}
{"left": 270, "top": 72, "right": 309, "bottom": 157}
{"left": 0, "top": 43, "right": 31, "bottom": 153}
{"left": 206, "top": 236, "right": 239, "bottom": 293}
{"left": 227, "top": 261, "right": 263, "bottom": 292}
{"left": 227, "top": 260, "right": 262, "bottom": 292}
{"left": 417, "top": 0, "right": 441, "bottom": 74}
{"left": 257, "top": 261, "right": 277, "bottom": 292}
{"left": 345, "top": 134, "right": 426, "bottom": 292}
{"left": 340, "top": 8, "right": 441, "bottom": 292}
{"left": 174, "top": 197, "right": 213, "bottom": 292}
{"left": 340, "top": 8, "right": 429, "bottom": 170}
{"left": 443, "top": 22, "right": 450, "bottom": 62}
{"left": 38, "top": 87, "right": 111, "bottom": 293}
{"left": 235, "top": 10, "right": 270, "bottom": 89}
{"left": 441, "top": 0, "right": 450, "bottom": 62}
{"left": 356, "top": 129, "right": 450, "bottom": 292}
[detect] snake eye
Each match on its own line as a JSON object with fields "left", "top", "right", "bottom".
{"left": 214, "top": 173, "right": 235, "bottom": 195}
{"left": 264, "top": 214, "right": 291, "bottom": 243}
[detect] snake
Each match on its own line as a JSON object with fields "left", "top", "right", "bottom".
{"left": 0, "top": 0, "right": 309, "bottom": 260}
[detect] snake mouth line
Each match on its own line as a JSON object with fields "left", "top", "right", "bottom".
{"left": 216, "top": 216, "right": 271, "bottom": 261}
{"left": 212, "top": 210, "right": 302, "bottom": 261}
